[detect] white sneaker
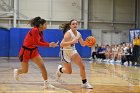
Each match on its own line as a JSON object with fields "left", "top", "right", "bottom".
{"left": 56, "top": 65, "right": 63, "bottom": 78}
{"left": 81, "top": 82, "right": 93, "bottom": 89}
{"left": 14, "top": 69, "right": 19, "bottom": 80}
{"left": 109, "top": 59, "right": 114, "bottom": 63}
{"left": 44, "top": 81, "right": 55, "bottom": 89}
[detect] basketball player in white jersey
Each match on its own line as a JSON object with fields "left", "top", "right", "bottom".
{"left": 56, "top": 19, "right": 93, "bottom": 89}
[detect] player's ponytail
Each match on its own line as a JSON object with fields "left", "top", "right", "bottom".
{"left": 59, "top": 23, "right": 70, "bottom": 34}
{"left": 59, "top": 19, "right": 77, "bottom": 35}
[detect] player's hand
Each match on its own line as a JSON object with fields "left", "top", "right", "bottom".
{"left": 49, "top": 42, "right": 58, "bottom": 48}
{"left": 82, "top": 41, "right": 86, "bottom": 46}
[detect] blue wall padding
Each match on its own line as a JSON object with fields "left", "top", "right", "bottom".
{"left": 77, "top": 30, "right": 92, "bottom": 57}
{"left": 0, "top": 28, "right": 10, "bottom": 56}
{"left": 1, "top": 28, "right": 92, "bottom": 58}
{"left": 38, "top": 29, "right": 63, "bottom": 57}
{"left": 9, "top": 28, "right": 30, "bottom": 57}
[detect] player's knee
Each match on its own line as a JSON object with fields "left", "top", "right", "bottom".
{"left": 80, "top": 64, "right": 85, "bottom": 70}
{"left": 39, "top": 64, "right": 45, "bottom": 69}
{"left": 67, "top": 69, "right": 72, "bottom": 74}
{"left": 22, "top": 69, "right": 28, "bottom": 73}
{"left": 38, "top": 62, "right": 46, "bottom": 70}
{"left": 67, "top": 70, "right": 72, "bottom": 74}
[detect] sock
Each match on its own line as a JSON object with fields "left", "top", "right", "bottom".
{"left": 59, "top": 67, "right": 63, "bottom": 73}
{"left": 82, "top": 79, "right": 87, "bottom": 84}
{"left": 44, "top": 80, "right": 48, "bottom": 87}
{"left": 44, "top": 80, "right": 47, "bottom": 83}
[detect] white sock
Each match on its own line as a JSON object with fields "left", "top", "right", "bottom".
{"left": 44, "top": 80, "right": 48, "bottom": 82}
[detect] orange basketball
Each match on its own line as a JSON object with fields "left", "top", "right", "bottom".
{"left": 85, "top": 36, "right": 96, "bottom": 47}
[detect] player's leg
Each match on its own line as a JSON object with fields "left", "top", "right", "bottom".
{"left": 71, "top": 53, "right": 93, "bottom": 89}
{"left": 31, "top": 55, "right": 55, "bottom": 89}
{"left": 14, "top": 61, "right": 28, "bottom": 80}
{"left": 56, "top": 49, "right": 72, "bottom": 77}
{"left": 56, "top": 62, "right": 72, "bottom": 77}
{"left": 14, "top": 48, "right": 29, "bottom": 80}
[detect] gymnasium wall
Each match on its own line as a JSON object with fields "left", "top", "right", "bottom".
{"left": 19, "top": 0, "right": 81, "bottom": 21}
{"left": 0, "top": 0, "right": 136, "bottom": 45}
{"left": 89, "top": 0, "right": 135, "bottom": 45}
{"left": 137, "top": 0, "right": 140, "bottom": 28}
{"left": 0, "top": 28, "right": 91, "bottom": 58}
{"left": 89, "top": 0, "right": 135, "bottom": 30}
{"left": 0, "top": 28, "right": 10, "bottom": 56}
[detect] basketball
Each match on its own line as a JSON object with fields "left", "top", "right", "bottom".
{"left": 85, "top": 36, "right": 96, "bottom": 47}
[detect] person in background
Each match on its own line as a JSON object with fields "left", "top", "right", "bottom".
{"left": 132, "top": 34, "right": 140, "bottom": 65}
{"left": 92, "top": 44, "right": 98, "bottom": 61}
{"left": 96, "top": 45, "right": 106, "bottom": 61}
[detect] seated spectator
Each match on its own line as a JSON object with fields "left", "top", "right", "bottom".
{"left": 96, "top": 45, "right": 106, "bottom": 60}
{"left": 121, "top": 43, "right": 133, "bottom": 66}
{"left": 105, "top": 45, "right": 113, "bottom": 61}
{"left": 92, "top": 44, "right": 98, "bottom": 60}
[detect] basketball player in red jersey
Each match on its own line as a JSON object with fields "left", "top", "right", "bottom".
{"left": 14, "top": 17, "right": 58, "bottom": 89}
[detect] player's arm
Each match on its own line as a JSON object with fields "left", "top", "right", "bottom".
{"left": 39, "top": 32, "right": 58, "bottom": 47}
{"left": 60, "top": 32, "right": 78, "bottom": 47}
{"left": 32, "top": 29, "right": 50, "bottom": 47}
{"left": 79, "top": 35, "right": 86, "bottom": 46}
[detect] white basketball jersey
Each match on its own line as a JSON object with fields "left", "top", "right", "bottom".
{"left": 66, "top": 29, "right": 81, "bottom": 49}
{"left": 60, "top": 29, "right": 81, "bottom": 62}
